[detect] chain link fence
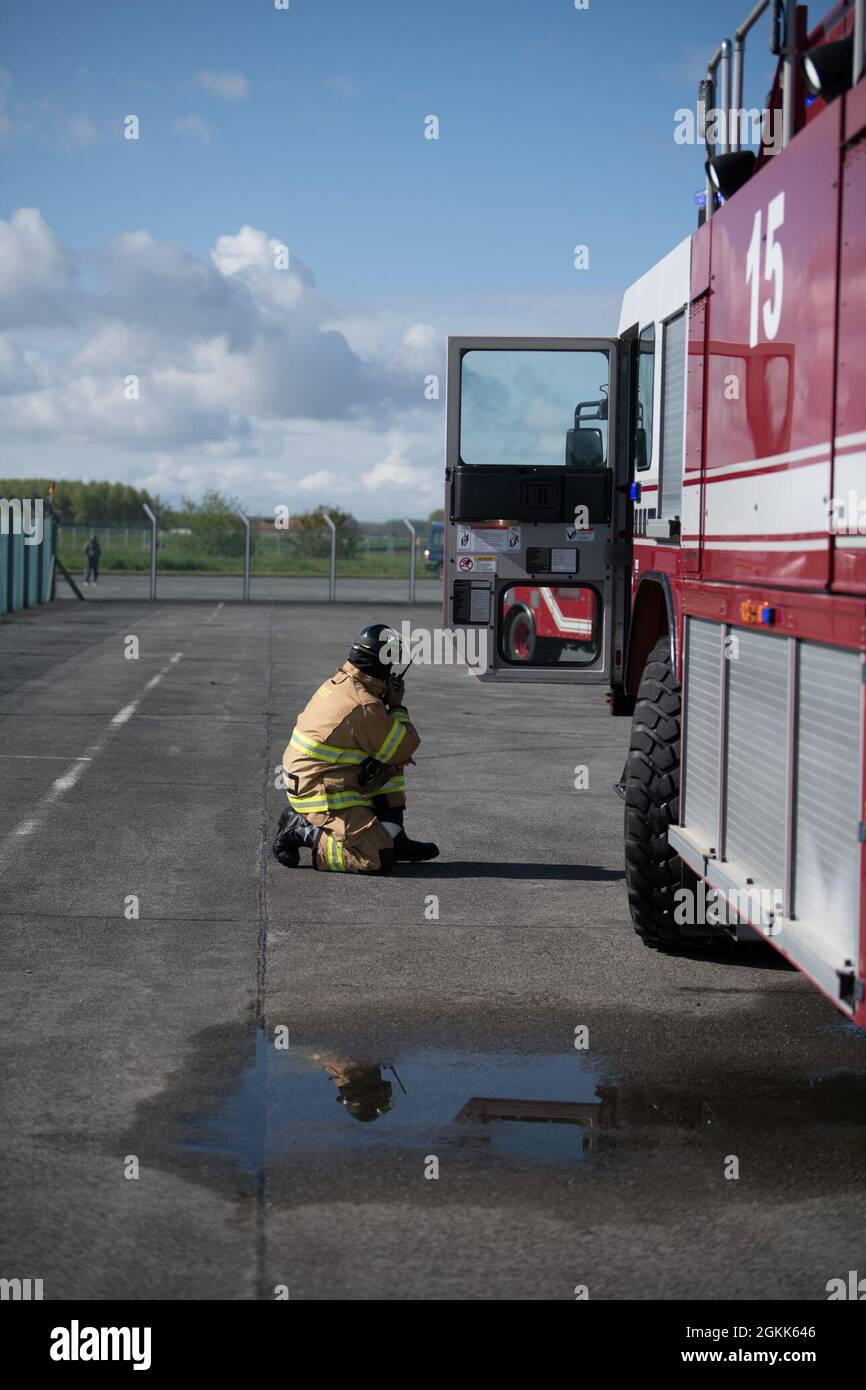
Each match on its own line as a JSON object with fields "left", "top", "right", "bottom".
{"left": 54, "top": 512, "right": 440, "bottom": 603}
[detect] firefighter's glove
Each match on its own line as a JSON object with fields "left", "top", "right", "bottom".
{"left": 358, "top": 756, "right": 384, "bottom": 788}
{"left": 385, "top": 679, "right": 405, "bottom": 708}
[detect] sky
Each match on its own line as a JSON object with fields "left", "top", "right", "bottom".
{"left": 0, "top": 0, "right": 781, "bottom": 520}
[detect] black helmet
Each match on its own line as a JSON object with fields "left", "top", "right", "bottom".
{"left": 348, "top": 623, "right": 400, "bottom": 681}
{"left": 336, "top": 1072, "right": 394, "bottom": 1123}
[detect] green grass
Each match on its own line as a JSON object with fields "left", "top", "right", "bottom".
{"left": 58, "top": 538, "right": 435, "bottom": 579}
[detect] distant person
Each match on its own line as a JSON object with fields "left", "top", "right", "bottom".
{"left": 83, "top": 533, "right": 101, "bottom": 585}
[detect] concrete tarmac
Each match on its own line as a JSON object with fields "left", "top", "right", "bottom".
{"left": 1, "top": 597, "right": 864, "bottom": 1300}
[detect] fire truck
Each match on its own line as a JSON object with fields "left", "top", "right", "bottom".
{"left": 442, "top": 0, "right": 866, "bottom": 1027}
{"left": 501, "top": 586, "right": 597, "bottom": 662}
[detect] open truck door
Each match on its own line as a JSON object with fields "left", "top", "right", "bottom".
{"left": 444, "top": 336, "right": 632, "bottom": 689}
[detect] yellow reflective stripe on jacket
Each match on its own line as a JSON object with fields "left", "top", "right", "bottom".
{"left": 287, "top": 789, "right": 373, "bottom": 813}
{"left": 378, "top": 773, "right": 405, "bottom": 794}
{"left": 375, "top": 717, "right": 407, "bottom": 763}
{"left": 289, "top": 728, "right": 366, "bottom": 765}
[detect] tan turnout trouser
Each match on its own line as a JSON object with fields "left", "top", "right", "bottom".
{"left": 309, "top": 768, "right": 407, "bottom": 874}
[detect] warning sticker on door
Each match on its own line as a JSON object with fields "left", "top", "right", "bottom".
{"left": 565, "top": 525, "right": 596, "bottom": 542}
{"left": 457, "top": 554, "right": 497, "bottom": 574}
{"left": 469, "top": 585, "right": 492, "bottom": 623}
{"left": 453, "top": 579, "right": 492, "bottom": 625}
{"left": 457, "top": 526, "right": 520, "bottom": 553}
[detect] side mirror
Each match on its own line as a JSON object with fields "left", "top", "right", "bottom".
{"left": 566, "top": 427, "right": 605, "bottom": 469}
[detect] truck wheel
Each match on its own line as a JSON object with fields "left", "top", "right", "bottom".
{"left": 503, "top": 605, "right": 536, "bottom": 661}
{"left": 623, "top": 636, "right": 714, "bottom": 950}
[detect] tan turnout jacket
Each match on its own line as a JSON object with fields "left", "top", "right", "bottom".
{"left": 282, "top": 661, "right": 420, "bottom": 841}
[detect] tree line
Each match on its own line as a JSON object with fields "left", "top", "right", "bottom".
{"left": 1, "top": 479, "right": 443, "bottom": 559}
{"left": 0, "top": 478, "right": 165, "bottom": 525}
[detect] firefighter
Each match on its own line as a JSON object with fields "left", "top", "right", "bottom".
{"left": 272, "top": 623, "right": 439, "bottom": 874}
{"left": 320, "top": 1058, "right": 395, "bottom": 1123}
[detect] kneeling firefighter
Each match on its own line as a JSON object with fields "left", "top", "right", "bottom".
{"left": 272, "top": 623, "right": 439, "bottom": 874}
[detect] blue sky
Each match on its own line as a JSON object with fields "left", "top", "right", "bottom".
{"left": 0, "top": 0, "right": 781, "bottom": 518}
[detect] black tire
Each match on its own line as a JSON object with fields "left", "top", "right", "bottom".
{"left": 623, "top": 636, "right": 715, "bottom": 950}
{"left": 503, "top": 605, "right": 536, "bottom": 661}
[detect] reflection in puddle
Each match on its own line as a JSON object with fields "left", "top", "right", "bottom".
{"left": 295, "top": 1051, "right": 611, "bottom": 1166}
{"left": 179, "top": 1046, "right": 613, "bottom": 1169}
{"left": 455, "top": 1088, "right": 617, "bottom": 1160}
{"left": 173, "top": 1039, "right": 866, "bottom": 1178}
{"left": 321, "top": 1058, "right": 403, "bottom": 1122}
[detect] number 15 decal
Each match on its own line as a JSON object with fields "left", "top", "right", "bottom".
{"left": 746, "top": 191, "right": 785, "bottom": 348}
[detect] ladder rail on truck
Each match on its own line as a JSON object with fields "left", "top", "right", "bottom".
{"left": 441, "top": 0, "right": 866, "bottom": 1028}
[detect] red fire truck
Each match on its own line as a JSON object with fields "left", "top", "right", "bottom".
{"left": 501, "top": 585, "right": 598, "bottom": 662}
{"left": 443, "top": 0, "right": 866, "bottom": 1026}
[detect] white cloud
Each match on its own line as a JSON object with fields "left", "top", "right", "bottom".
{"left": 175, "top": 114, "right": 214, "bottom": 144}
{"left": 402, "top": 322, "right": 437, "bottom": 352}
{"left": 211, "top": 224, "right": 309, "bottom": 294}
{"left": 0, "top": 212, "right": 418, "bottom": 485}
{"left": 360, "top": 433, "right": 441, "bottom": 504}
{"left": 0, "top": 209, "right": 624, "bottom": 519}
{"left": 0, "top": 337, "right": 44, "bottom": 395}
{"left": 194, "top": 69, "right": 249, "bottom": 100}
{"left": 0, "top": 208, "right": 77, "bottom": 329}
{"left": 297, "top": 469, "right": 338, "bottom": 492}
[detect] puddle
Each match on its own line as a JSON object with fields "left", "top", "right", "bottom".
{"left": 62, "top": 1011, "right": 864, "bottom": 1205}
{"left": 178, "top": 1039, "right": 614, "bottom": 1171}
{"left": 172, "top": 1034, "right": 866, "bottom": 1183}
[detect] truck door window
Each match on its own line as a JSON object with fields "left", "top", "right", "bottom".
{"left": 635, "top": 324, "right": 655, "bottom": 471}
{"left": 460, "top": 349, "right": 609, "bottom": 468}
{"left": 500, "top": 584, "right": 601, "bottom": 666}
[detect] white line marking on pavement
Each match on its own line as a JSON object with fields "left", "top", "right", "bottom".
{"left": 14, "top": 759, "right": 92, "bottom": 837}
{"left": 121, "top": 650, "right": 182, "bottom": 705}
{"left": 0, "top": 652, "right": 183, "bottom": 867}
{"left": 204, "top": 603, "right": 224, "bottom": 626}
{"left": 0, "top": 755, "right": 93, "bottom": 761}
{"left": 111, "top": 702, "right": 138, "bottom": 726}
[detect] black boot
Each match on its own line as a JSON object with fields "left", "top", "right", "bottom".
{"left": 272, "top": 807, "right": 322, "bottom": 868}
{"left": 392, "top": 830, "right": 439, "bottom": 862}
{"left": 371, "top": 800, "right": 439, "bottom": 863}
